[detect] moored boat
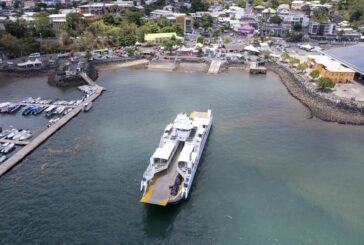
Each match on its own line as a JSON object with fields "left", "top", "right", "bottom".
{"left": 83, "top": 102, "right": 93, "bottom": 112}
{"left": 0, "top": 155, "right": 7, "bottom": 163}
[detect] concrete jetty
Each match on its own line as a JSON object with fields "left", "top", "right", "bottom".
{"left": 0, "top": 75, "right": 104, "bottom": 178}
{"left": 80, "top": 72, "right": 96, "bottom": 86}
{"left": 208, "top": 59, "right": 223, "bottom": 74}
{"left": 249, "top": 62, "right": 267, "bottom": 74}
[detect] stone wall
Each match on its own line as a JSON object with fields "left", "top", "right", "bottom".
{"left": 266, "top": 62, "right": 364, "bottom": 125}
{"left": 48, "top": 62, "right": 98, "bottom": 87}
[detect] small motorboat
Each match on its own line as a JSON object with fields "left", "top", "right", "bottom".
{"left": 0, "top": 155, "right": 7, "bottom": 163}
{"left": 83, "top": 102, "right": 93, "bottom": 112}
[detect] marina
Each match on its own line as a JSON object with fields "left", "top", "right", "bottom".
{"left": 0, "top": 76, "right": 104, "bottom": 178}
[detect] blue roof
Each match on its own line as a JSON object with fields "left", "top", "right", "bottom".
{"left": 324, "top": 44, "right": 364, "bottom": 75}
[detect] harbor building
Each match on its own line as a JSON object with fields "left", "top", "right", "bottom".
{"left": 307, "top": 55, "right": 355, "bottom": 83}
{"left": 324, "top": 44, "right": 364, "bottom": 80}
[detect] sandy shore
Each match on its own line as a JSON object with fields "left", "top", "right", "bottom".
{"left": 177, "top": 62, "right": 209, "bottom": 72}
{"left": 96, "top": 59, "right": 149, "bottom": 71}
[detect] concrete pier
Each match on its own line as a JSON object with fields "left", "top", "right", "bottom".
{"left": 249, "top": 62, "right": 267, "bottom": 74}
{"left": 0, "top": 76, "right": 104, "bottom": 178}
{"left": 208, "top": 59, "right": 223, "bottom": 74}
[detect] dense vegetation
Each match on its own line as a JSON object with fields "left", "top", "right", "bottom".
{"left": 338, "top": 0, "right": 364, "bottom": 26}
{"left": 0, "top": 8, "right": 184, "bottom": 57}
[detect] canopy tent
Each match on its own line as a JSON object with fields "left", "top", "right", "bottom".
{"left": 244, "top": 45, "right": 260, "bottom": 54}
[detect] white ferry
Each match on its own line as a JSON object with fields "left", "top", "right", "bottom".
{"left": 140, "top": 110, "right": 212, "bottom": 206}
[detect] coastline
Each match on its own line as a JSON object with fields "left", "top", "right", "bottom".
{"left": 266, "top": 62, "right": 364, "bottom": 125}
{"left": 2, "top": 59, "right": 363, "bottom": 125}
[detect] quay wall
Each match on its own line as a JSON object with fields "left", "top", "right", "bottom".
{"left": 266, "top": 62, "right": 364, "bottom": 125}
{"left": 48, "top": 62, "right": 98, "bottom": 87}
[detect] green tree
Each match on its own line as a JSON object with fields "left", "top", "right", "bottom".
{"left": 197, "top": 36, "right": 204, "bottom": 43}
{"left": 191, "top": 0, "right": 209, "bottom": 12}
{"left": 4, "top": 19, "right": 28, "bottom": 38}
{"left": 270, "top": 0, "right": 280, "bottom": 8}
{"left": 289, "top": 57, "right": 300, "bottom": 66}
{"left": 309, "top": 70, "right": 320, "bottom": 79}
{"left": 212, "top": 28, "right": 221, "bottom": 37}
{"left": 286, "top": 31, "right": 303, "bottom": 42}
{"left": 123, "top": 10, "right": 143, "bottom": 26}
{"left": 118, "top": 34, "right": 136, "bottom": 47}
{"left": 201, "top": 14, "right": 213, "bottom": 30}
{"left": 281, "top": 52, "right": 290, "bottom": 60}
{"left": 66, "top": 13, "right": 88, "bottom": 36}
{"left": 349, "top": 9, "right": 363, "bottom": 22}
{"left": 85, "top": 50, "right": 92, "bottom": 60}
{"left": 263, "top": 51, "right": 271, "bottom": 60}
{"left": 125, "top": 47, "right": 137, "bottom": 56}
{"left": 316, "top": 77, "right": 335, "bottom": 90}
{"left": 270, "top": 15, "right": 282, "bottom": 25}
{"left": 163, "top": 40, "right": 174, "bottom": 54}
{"left": 311, "top": 9, "right": 329, "bottom": 23}
{"left": 197, "top": 46, "right": 203, "bottom": 56}
{"left": 34, "top": 12, "right": 54, "bottom": 37}
{"left": 297, "top": 62, "right": 308, "bottom": 72}
{"left": 223, "top": 36, "right": 232, "bottom": 44}
{"left": 103, "top": 14, "right": 115, "bottom": 25}
{"left": 252, "top": 0, "right": 264, "bottom": 7}
{"left": 236, "top": 0, "right": 246, "bottom": 7}
{"left": 0, "top": 34, "right": 21, "bottom": 57}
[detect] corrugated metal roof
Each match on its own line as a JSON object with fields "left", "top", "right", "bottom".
{"left": 324, "top": 44, "right": 364, "bottom": 75}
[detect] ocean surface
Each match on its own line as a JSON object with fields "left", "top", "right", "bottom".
{"left": 0, "top": 69, "right": 364, "bottom": 244}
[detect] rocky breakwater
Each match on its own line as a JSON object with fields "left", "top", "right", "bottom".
{"left": 267, "top": 62, "right": 364, "bottom": 125}
{"left": 48, "top": 61, "right": 98, "bottom": 87}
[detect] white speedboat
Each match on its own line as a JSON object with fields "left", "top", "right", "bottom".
{"left": 140, "top": 110, "right": 212, "bottom": 206}
{"left": 0, "top": 155, "right": 7, "bottom": 163}
{"left": 83, "top": 102, "right": 93, "bottom": 112}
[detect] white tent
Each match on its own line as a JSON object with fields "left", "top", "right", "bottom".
{"left": 244, "top": 45, "right": 260, "bottom": 54}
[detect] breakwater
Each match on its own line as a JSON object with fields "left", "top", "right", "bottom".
{"left": 267, "top": 62, "right": 364, "bottom": 125}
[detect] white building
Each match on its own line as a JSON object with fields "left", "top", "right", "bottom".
{"left": 291, "top": 0, "right": 306, "bottom": 10}
{"left": 308, "top": 21, "right": 335, "bottom": 36}
{"left": 282, "top": 15, "right": 310, "bottom": 27}
{"left": 150, "top": 9, "right": 174, "bottom": 19}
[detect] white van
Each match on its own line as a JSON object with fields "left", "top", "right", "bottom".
{"left": 29, "top": 53, "right": 41, "bottom": 59}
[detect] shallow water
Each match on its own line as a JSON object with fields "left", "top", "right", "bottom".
{"left": 1, "top": 69, "right": 364, "bottom": 244}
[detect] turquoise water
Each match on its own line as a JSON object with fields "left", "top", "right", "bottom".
{"left": 1, "top": 69, "right": 364, "bottom": 244}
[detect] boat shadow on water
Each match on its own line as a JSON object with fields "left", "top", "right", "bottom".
{"left": 142, "top": 202, "right": 185, "bottom": 238}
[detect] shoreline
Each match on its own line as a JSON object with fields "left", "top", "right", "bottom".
{"left": 266, "top": 62, "right": 364, "bottom": 125}
{"left": 2, "top": 59, "right": 363, "bottom": 125}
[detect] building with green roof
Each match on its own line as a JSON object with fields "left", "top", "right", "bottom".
{"left": 144, "top": 33, "right": 182, "bottom": 44}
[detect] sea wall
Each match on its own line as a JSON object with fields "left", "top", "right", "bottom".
{"left": 267, "top": 62, "right": 364, "bottom": 125}
{"left": 48, "top": 62, "right": 98, "bottom": 87}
